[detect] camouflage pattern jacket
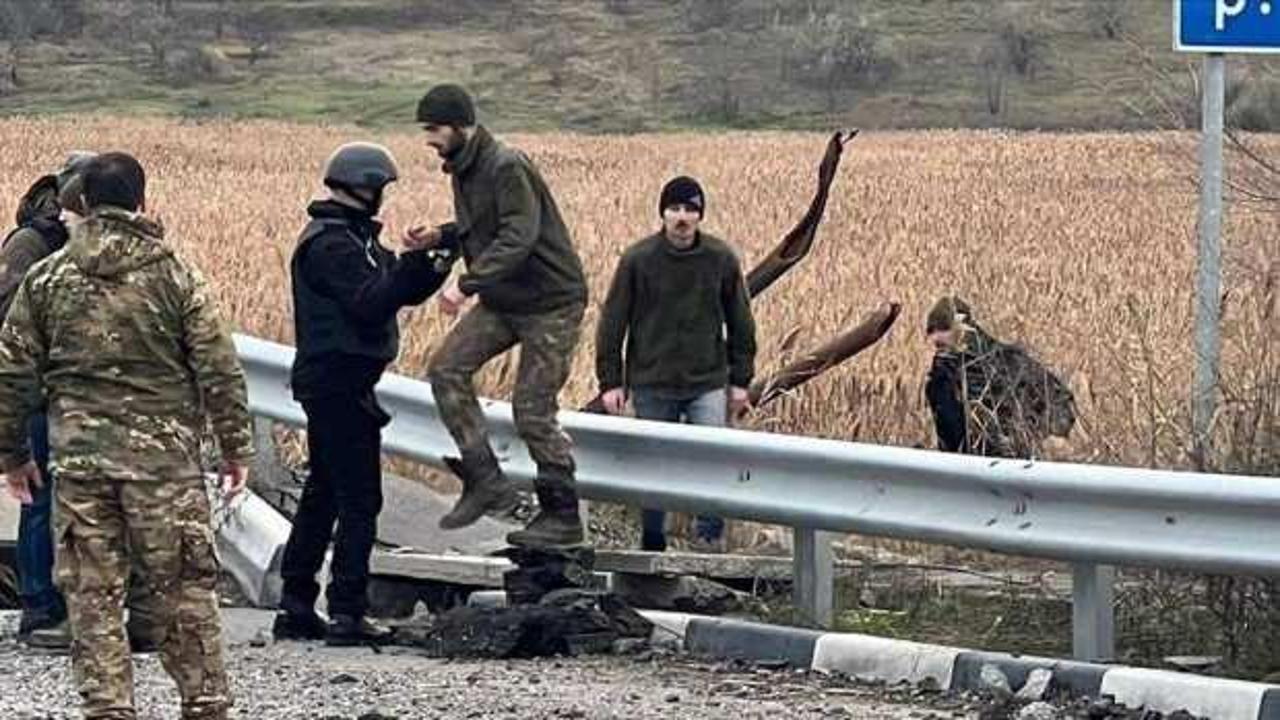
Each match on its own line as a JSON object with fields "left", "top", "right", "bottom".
{"left": 0, "top": 207, "right": 254, "bottom": 480}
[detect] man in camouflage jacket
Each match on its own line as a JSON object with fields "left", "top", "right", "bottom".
{"left": 0, "top": 153, "right": 254, "bottom": 720}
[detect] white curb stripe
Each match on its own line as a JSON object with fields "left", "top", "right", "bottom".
{"left": 813, "top": 633, "right": 962, "bottom": 688}
{"left": 1101, "top": 667, "right": 1271, "bottom": 720}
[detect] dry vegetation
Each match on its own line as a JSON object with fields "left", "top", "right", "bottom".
{"left": 3, "top": 116, "right": 1278, "bottom": 473}
{"left": 7, "top": 117, "right": 1280, "bottom": 674}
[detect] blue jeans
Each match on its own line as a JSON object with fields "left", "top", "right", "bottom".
{"left": 632, "top": 388, "right": 727, "bottom": 551}
{"left": 17, "top": 413, "right": 64, "bottom": 618}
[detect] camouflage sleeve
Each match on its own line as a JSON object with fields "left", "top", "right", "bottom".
{"left": 0, "top": 279, "right": 44, "bottom": 471}
{"left": 180, "top": 266, "right": 255, "bottom": 464}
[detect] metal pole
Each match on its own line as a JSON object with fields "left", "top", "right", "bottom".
{"left": 1193, "top": 53, "right": 1226, "bottom": 471}
{"left": 793, "top": 527, "right": 835, "bottom": 627}
{"left": 1071, "top": 563, "right": 1115, "bottom": 661}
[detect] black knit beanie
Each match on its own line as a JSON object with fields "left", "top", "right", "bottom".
{"left": 416, "top": 84, "right": 476, "bottom": 126}
{"left": 659, "top": 176, "right": 705, "bottom": 217}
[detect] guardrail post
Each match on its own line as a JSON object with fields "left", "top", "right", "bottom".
{"left": 1072, "top": 563, "right": 1115, "bottom": 661}
{"left": 249, "top": 416, "right": 293, "bottom": 507}
{"left": 793, "top": 527, "right": 835, "bottom": 627}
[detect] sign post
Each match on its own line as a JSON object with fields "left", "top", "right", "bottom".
{"left": 1194, "top": 53, "right": 1224, "bottom": 471}
{"left": 1175, "top": 0, "right": 1280, "bottom": 467}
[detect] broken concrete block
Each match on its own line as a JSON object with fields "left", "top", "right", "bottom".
{"left": 979, "top": 663, "right": 1013, "bottom": 698}
{"left": 1016, "top": 667, "right": 1054, "bottom": 701}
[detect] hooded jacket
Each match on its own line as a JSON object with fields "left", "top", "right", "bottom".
{"left": 0, "top": 207, "right": 254, "bottom": 480}
{"left": 0, "top": 175, "right": 69, "bottom": 319}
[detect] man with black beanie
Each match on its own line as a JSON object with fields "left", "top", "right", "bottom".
{"left": 275, "top": 141, "right": 457, "bottom": 645}
{"left": 595, "top": 175, "right": 756, "bottom": 552}
{"left": 405, "top": 83, "right": 589, "bottom": 547}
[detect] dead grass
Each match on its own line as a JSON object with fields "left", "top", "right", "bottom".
{"left": 3, "top": 116, "right": 1277, "bottom": 554}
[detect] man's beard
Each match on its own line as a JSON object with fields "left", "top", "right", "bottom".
{"left": 437, "top": 135, "right": 465, "bottom": 159}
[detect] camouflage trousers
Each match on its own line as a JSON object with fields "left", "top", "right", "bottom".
{"left": 428, "top": 301, "right": 584, "bottom": 475}
{"left": 55, "top": 477, "right": 229, "bottom": 720}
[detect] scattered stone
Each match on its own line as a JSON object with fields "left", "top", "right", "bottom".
{"left": 612, "top": 572, "right": 746, "bottom": 615}
{"left": 404, "top": 588, "right": 651, "bottom": 659}
{"left": 500, "top": 545, "right": 597, "bottom": 605}
{"left": 664, "top": 693, "right": 680, "bottom": 703}
{"left": 249, "top": 629, "right": 272, "bottom": 648}
{"left": 329, "top": 672, "right": 359, "bottom": 685}
{"left": 1017, "top": 701, "right": 1058, "bottom": 720}
{"left": 978, "top": 663, "right": 1013, "bottom": 698}
{"left": 1087, "top": 696, "right": 1116, "bottom": 719}
{"left": 1016, "top": 668, "right": 1053, "bottom": 701}
{"left": 611, "top": 638, "right": 648, "bottom": 655}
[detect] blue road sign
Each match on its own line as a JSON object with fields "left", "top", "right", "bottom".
{"left": 1176, "top": 0, "right": 1280, "bottom": 52}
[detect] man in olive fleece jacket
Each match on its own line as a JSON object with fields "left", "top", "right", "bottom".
{"left": 595, "top": 176, "right": 757, "bottom": 552}
{"left": 408, "top": 84, "right": 589, "bottom": 547}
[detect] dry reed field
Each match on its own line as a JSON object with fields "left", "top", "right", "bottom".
{"left": 2, "top": 116, "right": 1277, "bottom": 472}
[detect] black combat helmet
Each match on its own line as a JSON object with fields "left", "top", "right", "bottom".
{"left": 322, "top": 142, "right": 400, "bottom": 192}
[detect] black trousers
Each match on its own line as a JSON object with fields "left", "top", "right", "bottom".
{"left": 280, "top": 390, "right": 388, "bottom": 618}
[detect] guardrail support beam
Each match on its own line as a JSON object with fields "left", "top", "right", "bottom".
{"left": 1072, "top": 562, "right": 1115, "bottom": 662}
{"left": 249, "top": 416, "right": 293, "bottom": 499}
{"left": 793, "top": 527, "right": 835, "bottom": 627}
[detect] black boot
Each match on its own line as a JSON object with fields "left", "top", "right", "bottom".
{"left": 439, "top": 452, "right": 519, "bottom": 530}
{"left": 506, "top": 472, "right": 584, "bottom": 548}
{"left": 17, "top": 605, "right": 63, "bottom": 644}
{"left": 273, "top": 596, "right": 329, "bottom": 641}
{"left": 326, "top": 614, "right": 393, "bottom": 647}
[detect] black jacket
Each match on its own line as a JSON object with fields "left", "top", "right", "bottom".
{"left": 1, "top": 175, "right": 68, "bottom": 319}
{"left": 290, "top": 200, "right": 453, "bottom": 400}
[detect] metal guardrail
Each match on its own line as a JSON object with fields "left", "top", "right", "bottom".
{"left": 234, "top": 333, "right": 1280, "bottom": 660}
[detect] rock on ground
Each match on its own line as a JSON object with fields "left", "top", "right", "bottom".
{"left": 0, "top": 611, "right": 949, "bottom": 719}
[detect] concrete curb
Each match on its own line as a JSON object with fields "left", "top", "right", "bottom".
{"left": 216, "top": 491, "right": 290, "bottom": 608}
{"left": 644, "top": 612, "right": 1280, "bottom": 720}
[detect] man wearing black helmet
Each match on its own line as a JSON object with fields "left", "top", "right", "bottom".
{"left": 274, "top": 141, "right": 457, "bottom": 645}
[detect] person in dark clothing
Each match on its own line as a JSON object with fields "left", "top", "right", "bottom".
{"left": 924, "top": 296, "right": 1075, "bottom": 459}
{"left": 407, "top": 84, "right": 589, "bottom": 548}
{"left": 595, "top": 176, "right": 757, "bottom": 552}
{"left": 2, "top": 153, "right": 93, "bottom": 645}
{"left": 274, "top": 142, "right": 457, "bottom": 646}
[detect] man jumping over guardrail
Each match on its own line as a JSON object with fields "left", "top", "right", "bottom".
{"left": 405, "top": 84, "right": 590, "bottom": 548}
